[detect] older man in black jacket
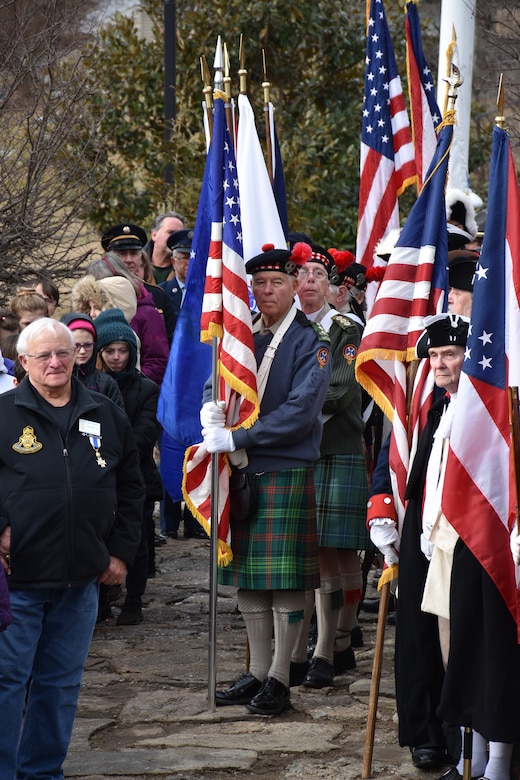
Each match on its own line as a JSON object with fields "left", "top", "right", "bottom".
{"left": 0, "top": 318, "right": 144, "bottom": 780}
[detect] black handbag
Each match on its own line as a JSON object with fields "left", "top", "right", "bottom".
{"left": 229, "top": 468, "right": 258, "bottom": 522}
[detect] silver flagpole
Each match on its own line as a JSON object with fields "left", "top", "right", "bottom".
{"left": 207, "top": 36, "right": 224, "bottom": 713}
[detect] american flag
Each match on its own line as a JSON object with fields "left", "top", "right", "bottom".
{"left": 441, "top": 125, "right": 520, "bottom": 631}
{"left": 356, "top": 120, "right": 451, "bottom": 522}
{"left": 405, "top": 1, "right": 441, "bottom": 190}
{"left": 184, "top": 95, "right": 260, "bottom": 565}
{"left": 357, "top": 0, "right": 416, "bottom": 269}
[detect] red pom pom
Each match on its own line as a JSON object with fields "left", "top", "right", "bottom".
{"left": 366, "top": 266, "right": 386, "bottom": 283}
{"left": 290, "top": 241, "right": 312, "bottom": 267}
{"left": 262, "top": 242, "right": 275, "bottom": 252}
{"left": 328, "top": 248, "right": 356, "bottom": 273}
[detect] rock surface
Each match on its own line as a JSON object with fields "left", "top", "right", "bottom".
{"left": 66, "top": 536, "right": 449, "bottom": 780}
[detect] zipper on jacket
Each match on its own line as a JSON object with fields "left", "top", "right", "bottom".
{"left": 60, "top": 433, "right": 74, "bottom": 586}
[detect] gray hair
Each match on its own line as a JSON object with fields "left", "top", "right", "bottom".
{"left": 17, "top": 318, "right": 74, "bottom": 355}
{"left": 149, "top": 211, "right": 184, "bottom": 233}
{"left": 87, "top": 253, "right": 141, "bottom": 296}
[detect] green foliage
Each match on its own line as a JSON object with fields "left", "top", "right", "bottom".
{"left": 74, "top": 0, "right": 431, "bottom": 246}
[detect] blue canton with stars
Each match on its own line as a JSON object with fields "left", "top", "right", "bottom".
{"left": 362, "top": 0, "right": 400, "bottom": 159}
{"left": 211, "top": 98, "right": 243, "bottom": 261}
{"left": 463, "top": 126, "right": 508, "bottom": 390}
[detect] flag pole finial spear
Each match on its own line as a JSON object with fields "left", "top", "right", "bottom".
{"left": 213, "top": 35, "right": 224, "bottom": 92}
{"left": 262, "top": 49, "right": 274, "bottom": 184}
{"left": 495, "top": 73, "right": 505, "bottom": 129}
{"left": 200, "top": 55, "right": 214, "bottom": 141}
{"left": 223, "top": 42, "right": 235, "bottom": 147}
{"left": 238, "top": 34, "right": 247, "bottom": 96}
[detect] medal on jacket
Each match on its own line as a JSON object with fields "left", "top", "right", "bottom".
{"left": 88, "top": 435, "right": 106, "bottom": 468}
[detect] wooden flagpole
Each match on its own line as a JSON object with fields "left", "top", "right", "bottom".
{"left": 261, "top": 50, "right": 273, "bottom": 184}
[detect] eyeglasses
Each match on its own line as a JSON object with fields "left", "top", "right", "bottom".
{"left": 298, "top": 268, "right": 328, "bottom": 281}
{"left": 75, "top": 342, "right": 95, "bottom": 352}
{"left": 25, "top": 348, "right": 76, "bottom": 363}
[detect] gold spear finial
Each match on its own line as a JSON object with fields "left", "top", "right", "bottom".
{"left": 262, "top": 49, "right": 270, "bottom": 105}
{"left": 200, "top": 55, "right": 213, "bottom": 110}
{"left": 238, "top": 34, "right": 247, "bottom": 95}
{"left": 223, "top": 42, "right": 232, "bottom": 103}
{"left": 496, "top": 73, "right": 505, "bottom": 128}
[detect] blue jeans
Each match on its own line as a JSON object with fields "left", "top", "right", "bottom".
{"left": 0, "top": 583, "right": 98, "bottom": 780}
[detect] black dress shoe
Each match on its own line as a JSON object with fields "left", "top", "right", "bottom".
{"left": 289, "top": 661, "right": 309, "bottom": 687}
{"left": 215, "top": 672, "right": 262, "bottom": 706}
{"left": 184, "top": 525, "right": 209, "bottom": 539}
{"left": 246, "top": 676, "right": 291, "bottom": 715}
{"left": 433, "top": 769, "right": 461, "bottom": 780}
{"left": 302, "top": 657, "right": 334, "bottom": 689}
{"left": 351, "top": 625, "right": 364, "bottom": 647}
{"left": 333, "top": 645, "right": 356, "bottom": 675}
{"left": 411, "top": 745, "right": 446, "bottom": 769}
{"left": 154, "top": 533, "right": 167, "bottom": 546}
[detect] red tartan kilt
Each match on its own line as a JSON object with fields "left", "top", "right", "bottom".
{"left": 218, "top": 467, "right": 320, "bottom": 591}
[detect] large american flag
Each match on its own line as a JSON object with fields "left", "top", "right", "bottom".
{"left": 405, "top": 0, "right": 441, "bottom": 190}
{"left": 356, "top": 0, "right": 416, "bottom": 269}
{"left": 441, "top": 125, "right": 520, "bottom": 631}
{"left": 184, "top": 94, "right": 260, "bottom": 565}
{"left": 356, "top": 120, "right": 451, "bottom": 522}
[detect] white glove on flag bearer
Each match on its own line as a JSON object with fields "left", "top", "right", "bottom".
{"left": 369, "top": 518, "right": 400, "bottom": 567}
{"left": 200, "top": 401, "right": 226, "bottom": 429}
{"left": 510, "top": 524, "right": 520, "bottom": 566}
{"left": 202, "top": 427, "right": 236, "bottom": 454}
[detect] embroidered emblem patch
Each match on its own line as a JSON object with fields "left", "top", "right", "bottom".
{"left": 343, "top": 344, "right": 357, "bottom": 364}
{"left": 12, "top": 426, "right": 43, "bottom": 454}
{"left": 317, "top": 347, "right": 329, "bottom": 368}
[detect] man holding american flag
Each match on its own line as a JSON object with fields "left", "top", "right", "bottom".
{"left": 200, "top": 243, "right": 332, "bottom": 717}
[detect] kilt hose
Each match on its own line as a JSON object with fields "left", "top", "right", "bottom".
{"left": 218, "top": 467, "right": 320, "bottom": 591}
{"left": 314, "top": 453, "right": 370, "bottom": 550}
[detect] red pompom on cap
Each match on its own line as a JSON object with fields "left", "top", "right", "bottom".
{"left": 262, "top": 242, "right": 275, "bottom": 252}
{"left": 290, "top": 241, "right": 313, "bottom": 267}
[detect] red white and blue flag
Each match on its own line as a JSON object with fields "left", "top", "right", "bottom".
{"left": 183, "top": 95, "right": 260, "bottom": 565}
{"left": 357, "top": 0, "right": 416, "bottom": 269}
{"left": 442, "top": 125, "right": 520, "bottom": 631}
{"left": 405, "top": 1, "right": 441, "bottom": 190}
{"left": 356, "top": 120, "right": 451, "bottom": 522}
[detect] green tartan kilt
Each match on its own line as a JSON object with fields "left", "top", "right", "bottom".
{"left": 314, "top": 453, "right": 371, "bottom": 550}
{"left": 218, "top": 467, "right": 320, "bottom": 591}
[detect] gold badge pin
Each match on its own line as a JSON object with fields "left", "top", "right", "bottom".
{"left": 12, "top": 426, "right": 43, "bottom": 454}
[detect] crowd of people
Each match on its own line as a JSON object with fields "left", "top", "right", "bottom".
{"left": 0, "top": 190, "right": 519, "bottom": 780}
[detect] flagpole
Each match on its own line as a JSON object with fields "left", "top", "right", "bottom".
{"left": 223, "top": 43, "right": 234, "bottom": 148}
{"left": 200, "top": 55, "right": 213, "bottom": 144}
{"left": 238, "top": 34, "right": 247, "bottom": 96}
{"left": 262, "top": 50, "right": 273, "bottom": 184}
{"left": 206, "top": 40, "right": 224, "bottom": 714}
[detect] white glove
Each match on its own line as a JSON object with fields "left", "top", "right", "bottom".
{"left": 420, "top": 533, "right": 434, "bottom": 561}
{"left": 510, "top": 524, "right": 520, "bottom": 566}
{"left": 202, "top": 427, "right": 236, "bottom": 453}
{"left": 200, "top": 401, "right": 226, "bottom": 429}
{"left": 369, "top": 518, "right": 400, "bottom": 567}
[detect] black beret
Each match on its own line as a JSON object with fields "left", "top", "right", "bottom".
{"left": 308, "top": 244, "right": 337, "bottom": 280}
{"left": 246, "top": 245, "right": 298, "bottom": 276}
{"left": 167, "top": 229, "right": 194, "bottom": 252}
{"left": 101, "top": 223, "right": 147, "bottom": 252}
{"left": 416, "top": 314, "right": 470, "bottom": 359}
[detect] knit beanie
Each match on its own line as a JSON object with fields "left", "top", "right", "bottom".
{"left": 60, "top": 312, "right": 96, "bottom": 339}
{"left": 94, "top": 308, "right": 138, "bottom": 372}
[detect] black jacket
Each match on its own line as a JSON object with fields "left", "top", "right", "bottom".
{"left": 108, "top": 369, "right": 163, "bottom": 502}
{"left": 0, "top": 378, "right": 144, "bottom": 589}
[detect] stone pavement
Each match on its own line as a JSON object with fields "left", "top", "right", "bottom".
{"left": 65, "top": 536, "right": 451, "bottom": 780}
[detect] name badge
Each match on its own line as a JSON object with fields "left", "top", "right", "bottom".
{"left": 79, "top": 418, "right": 101, "bottom": 437}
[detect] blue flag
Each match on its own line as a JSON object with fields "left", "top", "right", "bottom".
{"left": 157, "top": 149, "right": 212, "bottom": 446}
